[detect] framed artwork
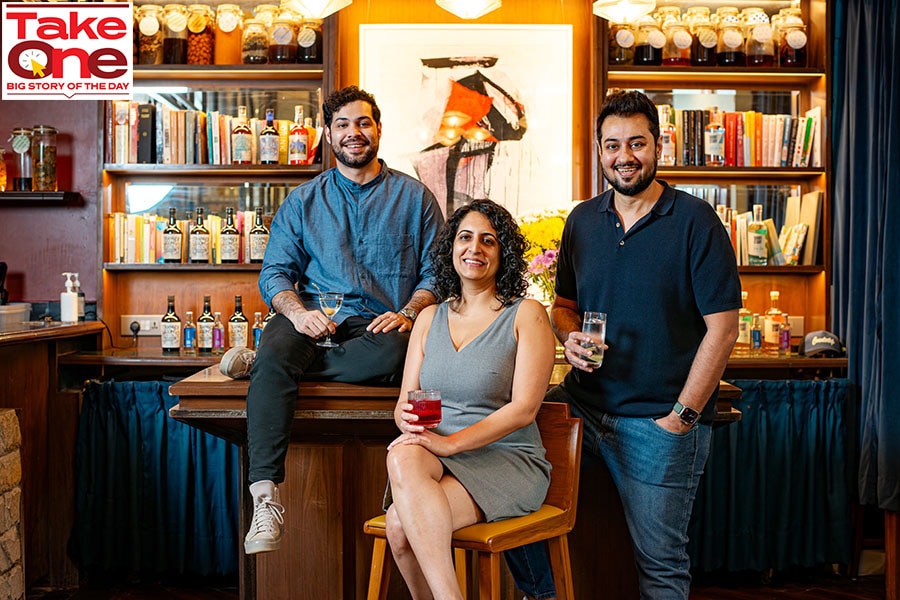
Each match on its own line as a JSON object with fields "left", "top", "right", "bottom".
{"left": 360, "top": 24, "right": 573, "bottom": 218}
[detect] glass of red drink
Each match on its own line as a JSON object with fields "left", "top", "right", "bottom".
{"left": 408, "top": 389, "right": 442, "bottom": 428}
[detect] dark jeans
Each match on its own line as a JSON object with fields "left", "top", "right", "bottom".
{"left": 246, "top": 313, "right": 409, "bottom": 483}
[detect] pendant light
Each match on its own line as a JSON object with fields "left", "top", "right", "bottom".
{"left": 436, "top": 0, "right": 502, "bottom": 20}
{"left": 286, "top": 0, "right": 352, "bottom": 19}
{"left": 592, "top": 0, "right": 656, "bottom": 23}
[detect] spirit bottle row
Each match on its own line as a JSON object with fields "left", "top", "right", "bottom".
{"left": 161, "top": 206, "right": 269, "bottom": 264}
{"left": 160, "top": 294, "right": 273, "bottom": 354}
{"left": 733, "top": 290, "right": 793, "bottom": 357}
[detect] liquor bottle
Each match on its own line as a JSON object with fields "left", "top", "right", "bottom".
{"left": 248, "top": 207, "right": 269, "bottom": 263}
{"left": 750, "top": 313, "right": 763, "bottom": 357}
{"left": 228, "top": 295, "right": 249, "bottom": 348}
{"left": 259, "top": 108, "right": 280, "bottom": 165}
{"left": 212, "top": 311, "right": 225, "bottom": 354}
{"left": 189, "top": 207, "right": 210, "bottom": 263}
{"left": 288, "top": 105, "right": 308, "bottom": 165}
{"left": 197, "top": 295, "right": 215, "bottom": 354}
{"left": 161, "top": 295, "right": 182, "bottom": 353}
{"left": 734, "top": 290, "right": 752, "bottom": 357}
{"left": 183, "top": 310, "right": 196, "bottom": 355}
{"left": 703, "top": 108, "right": 725, "bottom": 167}
{"left": 162, "top": 207, "right": 183, "bottom": 263}
{"left": 304, "top": 117, "right": 318, "bottom": 157}
{"left": 764, "top": 290, "right": 784, "bottom": 355}
{"left": 252, "top": 311, "right": 264, "bottom": 349}
{"left": 658, "top": 104, "right": 677, "bottom": 167}
{"left": 231, "top": 105, "right": 252, "bottom": 165}
{"left": 263, "top": 307, "right": 276, "bottom": 325}
{"left": 779, "top": 313, "right": 792, "bottom": 356}
{"left": 747, "top": 204, "right": 768, "bottom": 266}
{"left": 220, "top": 207, "right": 241, "bottom": 263}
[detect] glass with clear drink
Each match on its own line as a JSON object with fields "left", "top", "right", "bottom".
{"left": 408, "top": 389, "right": 442, "bottom": 428}
{"left": 580, "top": 311, "right": 607, "bottom": 367}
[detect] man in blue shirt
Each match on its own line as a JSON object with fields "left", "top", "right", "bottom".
{"left": 219, "top": 85, "right": 444, "bottom": 555}
{"left": 506, "top": 90, "right": 741, "bottom": 599}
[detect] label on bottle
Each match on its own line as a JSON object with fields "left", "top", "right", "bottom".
{"left": 198, "top": 322, "right": 214, "bottom": 350}
{"left": 697, "top": 28, "right": 717, "bottom": 48}
{"left": 213, "top": 326, "right": 225, "bottom": 350}
{"left": 297, "top": 26, "right": 317, "bottom": 48}
{"left": 189, "top": 233, "right": 210, "bottom": 261}
{"left": 764, "top": 318, "right": 782, "bottom": 345}
{"left": 162, "top": 233, "right": 182, "bottom": 261}
{"left": 748, "top": 231, "right": 768, "bottom": 265}
{"left": 217, "top": 12, "right": 238, "bottom": 33}
{"left": 786, "top": 29, "right": 808, "bottom": 49}
{"left": 232, "top": 132, "right": 252, "bottom": 163}
{"left": 253, "top": 326, "right": 263, "bottom": 350}
{"left": 673, "top": 30, "right": 692, "bottom": 49}
{"left": 229, "top": 322, "right": 249, "bottom": 348}
{"left": 139, "top": 16, "right": 160, "bottom": 37}
{"left": 183, "top": 326, "right": 196, "bottom": 349}
{"left": 249, "top": 232, "right": 269, "bottom": 261}
{"left": 660, "top": 131, "right": 676, "bottom": 165}
{"left": 704, "top": 129, "right": 725, "bottom": 157}
{"left": 737, "top": 318, "right": 750, "bottom": 345}
{"left": 161, "top": 322, "right": 181, "bottom": 350}
{"left": 259, "top": 135, "right": 279, "bottom": 163}
{"left": 752, "top": 24, "right": 773, "bottom": 43}
{"left": 723, "top": 29, "right": 743, "bottom": 49}
{"left": 288, "top": 131, "right": 308, "bottom": 164}
{"left": 648, "top": 30, "right": 666, "bottom": 49}
{"left": 220, "top": 234, "right": 240, "bottom": 261}
{"left": 615, "top": 29, "right": 635, "bottom": 48}
{"left": 166, "top": 11, "right": 187, "bottom": 32}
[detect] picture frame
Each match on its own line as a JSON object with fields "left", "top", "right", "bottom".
{"left": 360, "top": 24, "right": 573, "bottom": 218}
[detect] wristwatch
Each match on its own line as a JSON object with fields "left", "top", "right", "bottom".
{"left": 672, "top": 401, "right": 700, "bottom": 427}
{"left": 398, "top": 307, "right": 418, "bottom": 322}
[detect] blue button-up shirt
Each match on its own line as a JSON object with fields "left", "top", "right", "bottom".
{"left": 259, "top": 161, "right": 444, "bottom": 324}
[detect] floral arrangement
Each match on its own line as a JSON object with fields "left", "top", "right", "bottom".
{"left": 519, "top": 207, "right": 571, "bottom": 303}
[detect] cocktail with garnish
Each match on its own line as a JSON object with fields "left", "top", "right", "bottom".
{"left": 316, "top": 292, "right": 343, "bottom": 348}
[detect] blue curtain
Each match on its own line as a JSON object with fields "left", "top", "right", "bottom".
{"left": 832, "top": 1, "right": 900, "bottom": 510}
{"left": 688, "top": 379, "right": 852, "bottom": 572}
{"left": 69, "top": 380, "right": 240, "bottom": 576}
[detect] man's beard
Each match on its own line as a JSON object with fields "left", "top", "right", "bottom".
{"left": 332, "top": 139, "right": 378, "bottom": 169}
{"left": 602, "top": 161, "right": 657, "bottom": 196}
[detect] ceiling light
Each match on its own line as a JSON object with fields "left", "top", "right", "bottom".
{"left": 436, "top": 0, "right": 502, "bottom": 20}
{"left": 592, "top": 0, "right": 656, "bottom": 23}
{"left": 286, "top": 0, "right": 352, "bottom": 20}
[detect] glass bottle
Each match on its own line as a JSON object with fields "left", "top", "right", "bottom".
{"left": 658, "top": 104, "right": 677, "bottom": 166}
{"left": 214, "top": 4, "right": 243, "bottom": 65}
{"left": 252, "top": 311, "right": 264, "bottom": 349}
{"left": 220, "top": 207, "right": 241, "bottom": 263}
{"left": 259, "top": 108, "right": 280, "bottom": 165}
{"left": 9, "top": 127, "right": 32, "bottom": 191}
{"left": 162, "top": 4, "right": 189, "bottom": 65}
{"left": 162, "top": 207, "right": 183, "bottom": 263}
{"left": 31, "top": 125, "right": 57, "bottom": 192}
{"left": 288, "top": 105, "right": 308, "bottom": 165}
{"left": 748, "top": 204, "right": 769, "bottom": 266}
{"left": 716, "top": 8, "right": 746, "bottom": 66}
{"left": 189, "top": 206, "right": 210, "bottom": 263}
{"left": 269, "top": 17, "right": 297, "bottom": 64}
{"left": 778, "top": 14, "right": 808, "bottom": 67}
{"left": 608, "top": 22, "right": 635, "bottom": 66}
{"left": 296, "top": 19, "right": 324, "bottom": 64}
{"left": 735, "top": 291, "right": 752, "bottom": 356}
{"left": 264, "top": 307, "right": 276, "bottom": 325}
{"left": 690, "top": 14, "right": 718, "bottom": 66}
{"left": 183, "top": 310, "right": 197, "bottom": 355}
{"left": 633, "top": 16, "right": 664, "bottom": 66}
{"left": 779, "top": 313, "right": 792, "bottom": 356}
{"left": 228, "top": 295, "right": 249, "bottom": 348}
{"left": 744, "top": 9, "right": 775, "bottom": 67}
{"left": 0, "top": 148, "right": 6, "bottom": 192}
{"left": 248, "top": 207, "right": 269, "bottom": 263}
{"left": 231, "top": 105, "right": 252, "bottom": 165}
{"left": 137, "top": 4, "right": 164, "bottom": 65}
{"left": 764, "top": 291, "right": 784, "bottom": 355}
{"left": 703, "top": 108, "right": 725, "bottom": 167}
{"left": 662, "top": 17, "right": 692, "bottom": 66}
{"left": 197, "top": 296, "right": 215, "bottom": 354}
{"left": 241, "top": 18, "right": 269, "bottom": 64}
{"left": 186, "top": 4, "right": 215, "bottom": 65}
{"left": 750, "top": 313, "right": 763, "bottom": 357}
{"left": 304, "top": 117, "right": 319, "bottom": 161}
{"left": 212, "top": 311, "right": 225, "bottom": 354}
{"left": 161, "top": 295, "right": 182, "bottom": 353}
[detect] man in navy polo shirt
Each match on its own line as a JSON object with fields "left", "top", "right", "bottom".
{"left": 506, "top": 90, "right": 741, "bottom": 599}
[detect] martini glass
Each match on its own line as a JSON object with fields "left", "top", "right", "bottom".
{"left": 317, "top": 292, "right": 343, "bottom": 348}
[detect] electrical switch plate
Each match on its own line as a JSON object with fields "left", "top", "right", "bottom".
{"left": 121, "top": 314, "right": 162, "bottom": 337}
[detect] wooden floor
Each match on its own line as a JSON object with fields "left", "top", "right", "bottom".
{"left": 27, "top": 571, "right": 886, "bottom": 600}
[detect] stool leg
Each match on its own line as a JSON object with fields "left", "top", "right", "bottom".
{"left": 454, "top": 547, "right": 468, "bottom": 598}
{"left": 547, "top": 535, "right": 575, "bottom": 600}
{"left": 477, "top": 551, "right": 502, "bottom": 600}
{"left": 367, "top": 537, "right": 391, "bottom": 600}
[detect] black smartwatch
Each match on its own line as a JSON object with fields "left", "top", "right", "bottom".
{"left": 398, "top": 307, "right": 417, "bottom": 322}
{"left": 672, "top": 401, "right": 700, "bottom": 427}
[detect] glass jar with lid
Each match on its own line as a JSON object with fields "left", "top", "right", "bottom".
{"left": 691, "top": 14, "right": 717, "bottom": 66}
{"left": 31, "top": 125, "right": 57, "bottom": 192}
{"left": 268, "top": 17, "right": 297, "bottom": 64}
{"left": 254, "top": 4, "right": 279, "bottom": 28}
{"left": 296, "top": 19, "right": 324, "bottom": 64}
{"left": 654, "top": 6, "right": 681, "bottom": 26}
{"left": 778, "top": 12, "right": 808, "bottom": 67}
{"left": 743, "top": 9, "right": 775, "bottom": 67}
{"left": 608, "top": 21, "right": 635, "bottom": 66}
{"left": 716, "top": 7, "right": 746, "bottom": 66}
{"left": 186, "top": 4, "right": 214, "bottom": 65}
{"left": 162, "top": 4, "right": 189, "bottom": 64}
{"left": 137, "top": 4, "right": 164, "bottom": 65}
{"left": 9, "top": 128, "right": 32, "bottom": 192}
{"left": 214, "top": 4, "right": 243, "bottom": 65}
{"left": 241, "top": 18, "right": 269, "bottom": 64}
{"left": 633, "top": 16, "right": 664, "bottom": 66}
{"left": 684, "top": 6, "right": 710, "bottom": 29}
{"left": 662, "top": 17, "right": 692, "bottom": 66}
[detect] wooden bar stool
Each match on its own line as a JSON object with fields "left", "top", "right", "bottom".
{"left": 363, "top": 401, "right": 584, "bottom": 599}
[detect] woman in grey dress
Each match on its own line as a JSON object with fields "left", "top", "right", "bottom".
{"left": 384, "top": 200, "right": 557, "bottom": 599}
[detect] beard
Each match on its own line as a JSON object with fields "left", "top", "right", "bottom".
{"left": 331, "top": 138, "right": 379, "bottom": 169}
{"left": 601, "top": 160, "right": 657, "bottom": 196}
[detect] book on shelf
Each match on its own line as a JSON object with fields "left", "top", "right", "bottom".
{"left": 799, "top": 190, "right": 822, "bottom": 265}
{"left": 791, "top": 116, "right": 808, "bottom": 167}
{"left": 137, "top": 103, "right": 156, "bottom": 164}
{"left": 112, "top": 100, "right": 130, "bottom": 164}
{"left": 806, "top": 105, "right": 823, "bottom": 168}
{"left": 763, "top": 218, "right": 786, "bottom": 266}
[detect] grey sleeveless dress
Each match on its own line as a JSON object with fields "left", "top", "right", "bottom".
{"left": 401, "top": 298, "right": 551, "bottom": 522}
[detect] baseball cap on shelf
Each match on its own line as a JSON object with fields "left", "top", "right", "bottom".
{"left": 801, "top": 330, "right": 845, "bottom": 358}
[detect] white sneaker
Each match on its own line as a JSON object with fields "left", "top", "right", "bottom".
{"left": 219, "top": 347, "right": 256, "bottom": 379}
{"left": 244, "top": 494, "right": 285, "bottom": 554}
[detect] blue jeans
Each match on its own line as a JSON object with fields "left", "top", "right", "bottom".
{"left": 506, "top": 385, "right": 712, "bottom": 600}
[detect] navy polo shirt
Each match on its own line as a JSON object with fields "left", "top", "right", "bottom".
{"left": 555, "top": 181, "right": 742, "bottom": 422}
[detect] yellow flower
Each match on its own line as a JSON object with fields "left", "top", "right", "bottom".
{"left": 519, "top": 208, "right": 571, "bottom": 302}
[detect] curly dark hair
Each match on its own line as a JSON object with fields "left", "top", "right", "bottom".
{"left": 596, "top": 89, "right": 660, "bottom": 146}
{"left": 430, "top": 200, "right": 529, "bottom": 306}
{"left": 322, "top": 85, "right": 381, "bottom": 126}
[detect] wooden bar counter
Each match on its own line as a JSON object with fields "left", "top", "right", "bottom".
{"left": 169, "top": 367, "right": 740, "bottom": 600}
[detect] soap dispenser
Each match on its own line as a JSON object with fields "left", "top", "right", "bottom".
{"left": 60, "top": 272, "right": 78, "bottom": 322}
{"left": 72, "top": 272, "right": 85, "bottom": 321}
